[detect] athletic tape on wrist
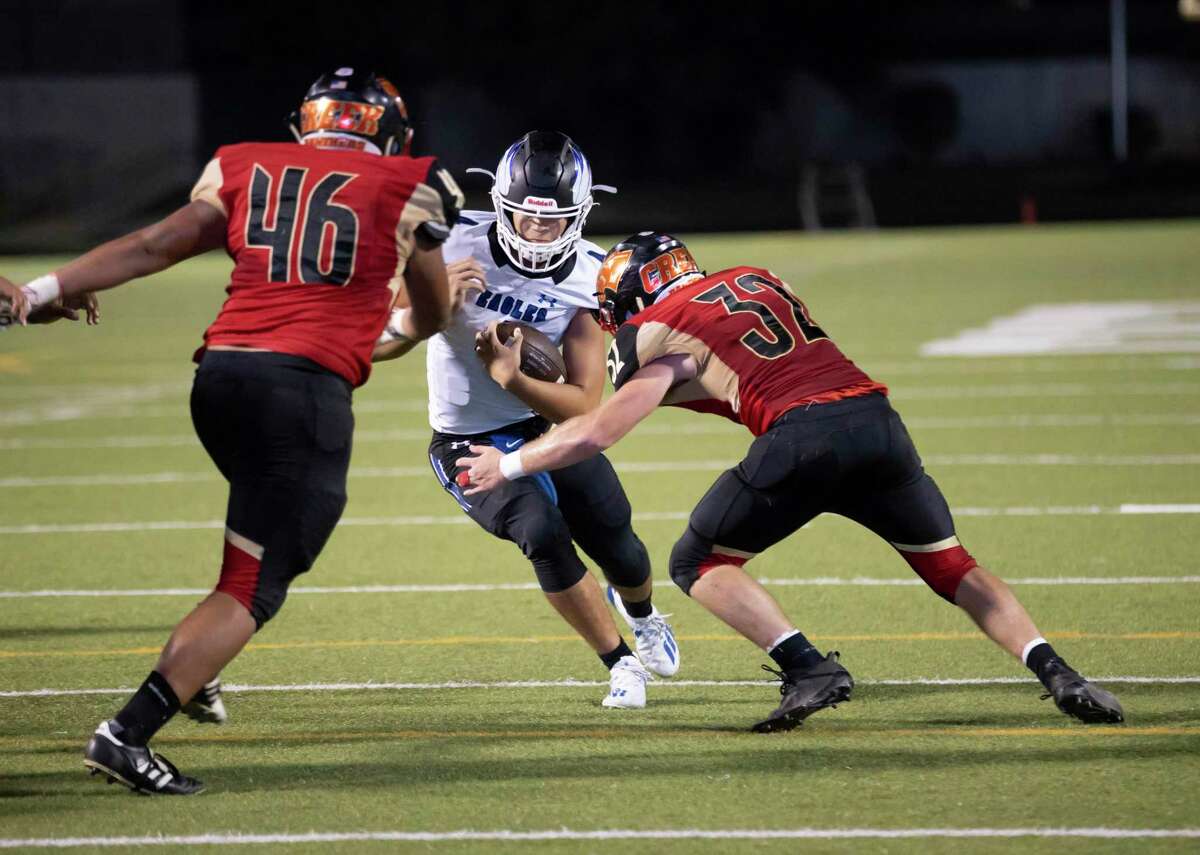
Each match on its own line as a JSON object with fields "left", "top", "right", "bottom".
{"left": 22, "top": 274, "right": 61, "bottom": 309}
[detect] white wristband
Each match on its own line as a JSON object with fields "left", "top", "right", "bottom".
{"left": 498, "top": 450, "right": 526, "bottom": 481}
{"left": 377, "top": 307, "right": 413, "bottom": 345}
{"left": 22, "top": 274, "right": 62, "bottom": 310}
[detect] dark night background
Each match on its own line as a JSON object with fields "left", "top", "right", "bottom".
{"left": 1, "top": 0, "right": 1198, "bottom": 250}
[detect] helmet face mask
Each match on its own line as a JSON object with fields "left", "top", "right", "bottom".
{"left": 489, "top": 132, "right": 594, "bottom": 274}
{"left": 288, "top": 67, "right": 413, "bottom": 156}
{"left": 596, "top": 233, "right": 702, "bottom": 333}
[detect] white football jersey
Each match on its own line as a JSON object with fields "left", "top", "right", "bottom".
{"left": 426, "top": 210, "right": 605, "bottom": 434}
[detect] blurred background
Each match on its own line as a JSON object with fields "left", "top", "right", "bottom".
{"left": 1, "top": 0, "right": 1198, "bottom": 251}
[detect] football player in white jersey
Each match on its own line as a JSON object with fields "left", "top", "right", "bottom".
{"left": 383, "top": 131, "right": 679, "bottom": 708}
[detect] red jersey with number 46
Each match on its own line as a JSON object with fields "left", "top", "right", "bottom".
{"left": 607, "top": 266, "right": 887, "bottom": 436}
{"left": 190, "top": 142, "right": 461, "bottom": 386}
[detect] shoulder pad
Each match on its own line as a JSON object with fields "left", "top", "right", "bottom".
{"left": 415, "top": 159, "right": 464, "bottom": 245}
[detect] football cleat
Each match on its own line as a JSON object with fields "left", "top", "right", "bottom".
{"left": 602, "top": 655, "right": 650, "bottom": 710}
{"left": 182, "top": 678, "right": 228, "bottom": 725}
{"left": 752, "top": 651, "right": 854, "bottom": 733}
{"left": 606, "top": 586, "right": 680, "bottom": 677}
{"left": 1039, "top": 658, "right": 1125, "bottom": 724}
{"left": 83, "top": 721, "right": 205, "bottom": 795}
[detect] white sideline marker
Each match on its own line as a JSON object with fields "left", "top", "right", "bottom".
{"left": 2, "top": 827, "right": 1199, "bottom": 848}
{"left": 2, "top": 575, "right": 1199, "bottom": 600}
{"left": 3, "top": 676, "right": 1198, "bottom": 699}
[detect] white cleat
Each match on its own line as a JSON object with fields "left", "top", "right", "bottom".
{"left": 602, "top": 655, "right": 650, "bottom": 709}
{"left": 182, "top": 678, "right": 228, "bottom": 725}
{"left": 606, "top": 585, "right": 681, "bottom": 677}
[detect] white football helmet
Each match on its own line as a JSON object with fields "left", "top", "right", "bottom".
{"left": 468, "top": 131, "right": 613, "bottom": 274}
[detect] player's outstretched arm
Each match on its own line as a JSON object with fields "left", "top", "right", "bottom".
{"left": 480, "top": 311, "right": 606, "bottom": 424}
{"left": 460, "top": 353, "right": 696, "bottom": 494}
{"left": 403, "top": 240, "right": 452, "bottom": 340}
{"left": 373, "top": 254, "right": 477, "bottom": 363}
{"left": 14, "top": 200, "right": 227, "bottom": 318}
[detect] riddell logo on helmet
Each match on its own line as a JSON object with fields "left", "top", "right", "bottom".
{"left": 523, "top": 197, "right": 558, "bottom": 210}
{"left": 301, "top": 99, "right": 385, "bottom": 137}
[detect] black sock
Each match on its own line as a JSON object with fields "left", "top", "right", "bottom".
{"left": 1025, "top": 642, "right": 1066, "bottom": 683}
{"left": 112, "top": 671, "right": 180, "bottom": 746}
{"left": 599, "top": 639, "right": 634, "bottom": 670}
{"left": 769, "top": 631, "right": 824, "bottom": 672}
{"left": 621, "top": 596, "right": 653, "bottom": 619}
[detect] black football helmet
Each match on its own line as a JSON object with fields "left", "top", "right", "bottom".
{"left": 469, "top": 131, "right": 614, "bottom": 274}
{"left": 287, "top": 67, "right": 413, "bottom": 156}
{"left": 596, "top": 232, "right": 703, "bottom": 332}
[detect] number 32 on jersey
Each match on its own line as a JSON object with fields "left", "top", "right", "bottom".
{"left": 692, "top": 272, "right": 827, "bottom": 359}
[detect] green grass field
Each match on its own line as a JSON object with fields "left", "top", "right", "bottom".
{"left": 1, "top": 221, "right": 1198, "bottom": 852}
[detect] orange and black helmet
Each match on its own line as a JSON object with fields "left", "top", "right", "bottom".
{"left": 596, "top": 232, "right": 703, "bottom": 333}
{"left": 287, "top": 67, "right": 413, "bottom": 156}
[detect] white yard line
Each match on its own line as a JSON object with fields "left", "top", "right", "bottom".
{"left": 2, "top": 504, "right": 1198, "bottom": 535}
{"left": 3, "top": 413, "right": 1198, "bottom": 450}
{"left": 2, "top": 380, "right": 1199, "bottom": 426}
{"left": 893, "top": 382, "right": 1200, "bottom": 399}
{"left": 6, "top": 454, "right": 1200, "bottom": 488}
{"left": 2, "top": 575, "right": 1197, "bottom": 600}
{"left": 2, "top": 828, "right": 1198, "bottom": 847}
{"left": 0, "top": 384, "right": 187, "bottom": 427}
{"left": 3, "top": 676, "right": 1198, "bottom": 698}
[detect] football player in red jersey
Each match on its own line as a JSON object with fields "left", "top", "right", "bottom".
{"left": 460, "top": 231, "right": 1125, "bottom": 732}
{"left": 2, "top": 68, "right": 460, "bottom": 793}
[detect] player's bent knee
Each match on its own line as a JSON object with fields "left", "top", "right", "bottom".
{"left": 893, "top": 536, "right": 979, "bottom": 602}
{"left": 515, "top": 514, "right": 588, "bottom": 594}
{"left": 600, "top": 531, "right": 651, "bottom": 589}
{"left": 530, "top": 555, "right": 588, "bottom": 593}
{"left": 215, "top": 529, "right": 264, "bottom": 620}
{"left": 670, "top": 527, "right": 753, "bottom": 595}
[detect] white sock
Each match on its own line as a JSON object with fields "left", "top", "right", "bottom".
{"left": 766, "top": 628, "right": 801, "bottom": 652}
{"left": 1021, "top": 636, "right": 1049, "bottom": 665}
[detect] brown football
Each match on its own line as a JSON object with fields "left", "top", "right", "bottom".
{"left": 496, "top": 321, "right": 567, "bottom": 383}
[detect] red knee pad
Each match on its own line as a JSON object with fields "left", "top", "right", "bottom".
{"left": 215, "top": 529, "right": 263, "bottom": 613}
{"left": 697, "top": 549, "right": 751, "bottom": 578}
{"left": 895, "top": 538, "right": 978, "bottom": 602}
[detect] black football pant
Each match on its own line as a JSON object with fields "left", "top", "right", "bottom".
{"left": 191, "top": 351, "right": 353, "bottom": 627}
{"left": 670, "top": 393, "right": 977, "bottom": 601}
{"left": 429, "top": 417, "right": 651, "bottom": 594}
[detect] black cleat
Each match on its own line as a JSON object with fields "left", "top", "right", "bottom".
{"left": 1039, "top": 658, "right": 1125, "bottom": 724}
{"left": 752, "top": 651, "right": 854, "bottom": 733}
{"left": 182, "top": 678, "right": 228, "bottom": 725}
{"left": 83, "top": 721, "right": 205, "bottom": 795}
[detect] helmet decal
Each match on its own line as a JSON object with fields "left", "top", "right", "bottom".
{"left": 289, "top": 69, "right": 413, "bottom": 157}
{"left": 596, "top": 233, "right": 703, "bottom": 333}
{"left": 639, "top": 248, "right": 700, "bottom": 294}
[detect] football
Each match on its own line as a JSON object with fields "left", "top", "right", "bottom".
{"left": 496, "top": 321, "right": 567, "bottom": 383}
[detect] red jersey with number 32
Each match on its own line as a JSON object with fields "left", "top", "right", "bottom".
{"left": 607, "top": 266, "right": 887, "bottom": 436}
{"left": 190, "top": 142, "right": 461, "bottom": 386}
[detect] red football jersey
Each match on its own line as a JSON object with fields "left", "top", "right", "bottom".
{"left": 607, "top": 266, "right": 887, "bottom": 435}
{"left": 189, "top": 142, "right": 461, "bottom": 386}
